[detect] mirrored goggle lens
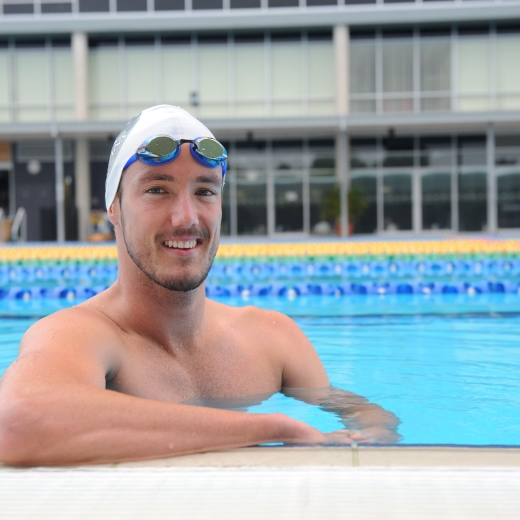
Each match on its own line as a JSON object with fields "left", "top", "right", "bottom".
{"left": 144, "top": 136, "right": 178, "bottom": 158}
{"left": 195, "top": 138, "right": 226, "bottom": 160}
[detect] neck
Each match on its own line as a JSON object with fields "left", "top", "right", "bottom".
{"left": 105, "top": 245, "right": 209, "bottom": 352}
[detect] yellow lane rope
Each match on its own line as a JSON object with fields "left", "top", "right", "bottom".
{"left": 0, "top": 238, "right": 518, "bottom": 262}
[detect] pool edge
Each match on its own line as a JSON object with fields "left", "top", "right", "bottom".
{"left": 91, "top": 446, "right": 520, "bottom": 468}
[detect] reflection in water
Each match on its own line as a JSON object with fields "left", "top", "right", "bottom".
{"left": 182, "top": 391, "right": 276, "bottom": 413}
{"left": 182, "top": 385, "right": 401, "bottom": 445}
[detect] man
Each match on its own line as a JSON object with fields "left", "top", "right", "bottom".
{"left": 0, "top": 106, "right": 399, "bottom": 465}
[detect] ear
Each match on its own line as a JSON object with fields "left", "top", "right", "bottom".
{"left": 107, "top": 197, "right": 120, "bottom": 227}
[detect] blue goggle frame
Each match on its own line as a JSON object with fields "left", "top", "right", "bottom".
{"left": 124, "top": 135, "right": 227, "bottom": 177}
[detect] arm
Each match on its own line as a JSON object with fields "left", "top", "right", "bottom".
{"left": 278, "top": 313, "right": 401, "bottom": 443}
{"left": 0, "top": 309, "right": 327, "bottom": 466}
{"left": 283, "top": 386, "right": 401, "bottom": 444}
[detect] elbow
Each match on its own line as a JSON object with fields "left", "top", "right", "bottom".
{"left": 0, "top": 396, "right": 52, "bottom": 466}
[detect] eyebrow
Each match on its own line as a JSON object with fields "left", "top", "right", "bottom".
{"left": 139, "top": 173, "right": 175, "bottom": 183}
{"left": 138, "top": 173, "right": 221, "bottom": 185}
{"left": 195, "top": 175, "right": 221, "bottom": 186}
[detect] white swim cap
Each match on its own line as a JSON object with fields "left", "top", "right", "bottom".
{"left": 105, "top": 105, "right": 215, "bottom": 209}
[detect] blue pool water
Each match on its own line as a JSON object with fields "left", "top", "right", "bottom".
{"left": 0, "top": 293, "right": 519, "bottom": 446}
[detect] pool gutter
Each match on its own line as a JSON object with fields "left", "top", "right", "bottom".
{"left": 98, "top": 445, "right": 520, "bottom": 468}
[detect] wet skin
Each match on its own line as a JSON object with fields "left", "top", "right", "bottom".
{"left": 0, "top": 145, "right": 400, "bottom": 466}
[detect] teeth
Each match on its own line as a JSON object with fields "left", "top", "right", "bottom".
{"left": 164, "top": 240, "right": 197, "bottom": 249}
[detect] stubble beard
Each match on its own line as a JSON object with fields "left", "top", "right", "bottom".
{"left": 120, "top": 206, "right": 219, "bottom": 293}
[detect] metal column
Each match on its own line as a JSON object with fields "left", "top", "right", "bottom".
{"left": 75, "top": 139, "right": 90, "bottom": 241}
{"left": 487, "top": 123, "right": 497, "bottom": 233}
{"left": 333, "top": 25, "right": 349, "bottom": 117}
{"left": 337, "top": 130, "right": 349, "bottom": 237}
{"left": 55, "top": 135, "right": 65, "bottom": 242}
{"left": 72, "top": 32, "right": 88, "bottom": 121}
{"left": 334, "top": 24, "right": 350, "bottom": 237}
{"left": 73, "top": 32, "right": 90, "bottom": 241}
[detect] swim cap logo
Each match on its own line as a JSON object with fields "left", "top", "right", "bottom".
{"left": 107, "top": 112, "right": 141, "bottom": 180}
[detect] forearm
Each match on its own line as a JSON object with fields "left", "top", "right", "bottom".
{"left": 284, "top": 386, "right": 400, "bottom": 432}
{"left": 0, "top": 384, "right": 317, "bottom": 466}
{"left": 324, "top": 401, "right": 399, "bottom": 431}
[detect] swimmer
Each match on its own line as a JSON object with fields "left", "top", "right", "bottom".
{"left": 0, "top": 106, "right": 399, "bottom": 465}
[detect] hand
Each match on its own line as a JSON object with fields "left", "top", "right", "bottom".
{"left": 324, "top": 427, "right": 401, "bottom": 445}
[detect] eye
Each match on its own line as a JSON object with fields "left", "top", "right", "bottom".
{"left": 146, "top": 186, "right": 166, "bottom": 194}
{"left": 197, "top": 188, "right": 217, "bottom": 196}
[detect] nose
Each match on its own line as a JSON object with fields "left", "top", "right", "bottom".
{"left": 170, "top": 189, "right": 199, "bottom": 229}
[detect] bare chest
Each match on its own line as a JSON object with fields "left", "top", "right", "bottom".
{"left": 107, "top": 333, "right": 282, "bottom": 403}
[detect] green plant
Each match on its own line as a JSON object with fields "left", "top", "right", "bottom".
{"left": 320, "top": 185, "right": 369, "bottom": 223}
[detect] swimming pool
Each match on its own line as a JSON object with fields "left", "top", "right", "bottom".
{"left": 1, "top": 292, "right": 519, "bottom": 446}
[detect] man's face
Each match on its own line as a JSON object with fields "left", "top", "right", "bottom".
{"left": 111, "top": 143, "right": 222, "bottom": 292}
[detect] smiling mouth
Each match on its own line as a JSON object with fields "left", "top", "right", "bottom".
{"left": 163, "top": 239, "right": 198, "bottom": 250}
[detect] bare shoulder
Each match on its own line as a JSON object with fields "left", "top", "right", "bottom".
{"left": 207, "top": 299, "right": 329, "bottom": 388}
{"left": 20, "top": 303, "right": 122, "bottom": 357}
{"left": 208, "top": 298, "right": 302, "bottom": 345}
{"left": 10, "top": 299, "right": 125, "bottom": 387}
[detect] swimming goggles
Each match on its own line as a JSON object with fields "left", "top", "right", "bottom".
{"left": 124, "top": 135, "right": 227, "bottom": 176}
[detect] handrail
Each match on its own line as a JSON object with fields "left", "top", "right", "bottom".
{"left": 11, "top": 207, "right": 27, "bottom": 243}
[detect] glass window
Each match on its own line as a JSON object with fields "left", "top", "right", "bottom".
{"left": 3, "top": 4, "right": 34, "bottom": 14}
{"left": 420, "top": 38, "right": 451, "bottom": 111}
{"left": 420, "top": 137, "right": 452, "bottom": 167}
{"left": 125, "top": 45, "right": 156, "bottom": 116}
{"left": 307, "top": 41, "right": 334, "bottom": 115}
{"left": 236, "top": 170, "right": 267, "bottom": 235}
{"left": 457, "top": 36, "right": 490, "bottom": 111}
{"left": 15, "top": 48, "right": 49, "bottom": 121}
{"left": 161, "top": 43, "right": 192, "bottom": 109}
{"left": 459, "top": 136, "right": 486, "bottom": 167}
{"left": 117, "top": 0, "right": 147, "bottom": 11}
{"left": 0, "top": 50, "right": 10, "bottom": 123}
{"left": 351, "top": 173, "right": 377, "bottom": 234}
{"left": 309, "top": 139, "right": 335, "bottom": 174}
{"left": 382, "top": 137, "right": 414, "bottom": 168}
{"left": 496, "top": 36, "right": 520, "bottom": 110}
{"left": 310, "top": 177, "right": 336, "bottom": 235}
{"left": 42, "top": 3, "right": 72, "bottom": 13}
{"left": 231, "top": 0, "right": 260, "bottom": 7}
{"left": 89, "top": 45, "right": 121, "bottom": 120}
{"left": 350, "top": 139, "right": 380, "bottom": 169}
{"left": 274, "top": 174, "right": 304, "bottom": 232}
{"left": 269, "top": 0, "right": 298, "bottom": 6}
{"left": 383, "top": 173, "right": 412, "bottom": 231}
{"left": 496, "top": 135, "right": 520, "bottom": 166}
{"left": 421, "top": 172, "right": 452, "bottom": 230}
{"left": 458, "top": 170, "right": 487, "bottom": 231}
{"left": 233, "top": 141, "right": 267, "bottom": 171}
{"left": 234, "top": 42, "right": 266, "bottom": 118}
{"left": 221, "top": 176, "right": 231, "bottom": 236}
{"left": 53, "top": 48, "right": 74, "bottom": 121}
{"left": 272, "top": 140, "right": 304, "bottom": 170}
{"left": 79, "top": 0, "right": 109, "bottom": 11}
{"left": 382, "top": 39, "right": 413, "bottom": 112}
{"left": 350, "top": 40, "right": 376, "bottom": 113}
{"left": 497, "top": 171, "right": 520, "bottom": 228}
{"left": 271, "top": 42, "right": 302, "bottom": 116}
{"left": 155, "top": 0, "right": 184, "bottom": 9}
{"left": 193, "top": 0, "right": 223, "bottom": 8}
{"left": 198, "top": 43, "right": 229, "bottom": 118}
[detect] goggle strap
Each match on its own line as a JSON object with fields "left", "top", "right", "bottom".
{"left": 123, "top": 154, "right": 139, "bottom": 171}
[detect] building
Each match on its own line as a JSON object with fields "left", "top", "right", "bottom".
{"left": 0, "top": 0, "right": 519, "bottom": 241}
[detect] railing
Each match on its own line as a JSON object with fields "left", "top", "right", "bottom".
{"left": 11, "top": 207, "right": 27, "bottom": 243}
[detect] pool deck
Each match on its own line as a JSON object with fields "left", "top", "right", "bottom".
{"left": 3, "top": 446, "right": 520, "bottom": 519}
